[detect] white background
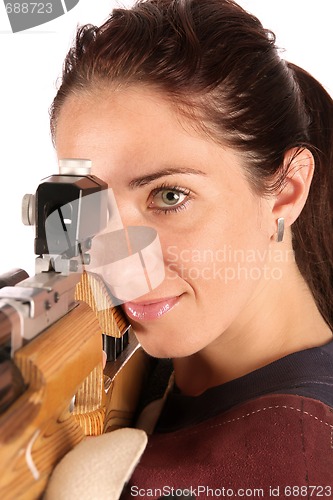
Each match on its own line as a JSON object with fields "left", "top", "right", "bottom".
{"left": 0, "top": 0, "right": 332, "bottom": 276}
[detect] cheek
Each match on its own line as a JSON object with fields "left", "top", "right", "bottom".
{"left": 162, "top": 204, "right": 269, "bottom": 286}
{"left": 131, "top": 213, "right": 271, "bottom": 357}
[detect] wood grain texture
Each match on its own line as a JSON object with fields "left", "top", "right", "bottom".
{"left": 0, "top": 272, "right": 150, "bottom": 499}
{"left": 0, "top": 301, "right": 104, "bottom": 499}
{"left": 75, "top": 272, "right": 130, "bottom": 339}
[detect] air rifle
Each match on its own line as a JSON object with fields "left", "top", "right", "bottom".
{"left": 0, "top": 159, "right": 150, "bottom": 499}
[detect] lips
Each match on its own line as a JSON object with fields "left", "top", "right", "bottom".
{"left": 122, "top": 296, "right": 181, "bottom": 321}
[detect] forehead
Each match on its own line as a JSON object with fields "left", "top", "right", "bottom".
{"left": 55, "top": 84, "right": 228, "bottom": 154}
{"left": 55, "top": 85, "right": 246, "bottom": 186}
{"left": 56, "top": 85, "right": 185, "bottom": 142}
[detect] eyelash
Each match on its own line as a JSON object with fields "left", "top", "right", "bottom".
{"left": 148, "top": 183, "right": 193, "bottom": 215}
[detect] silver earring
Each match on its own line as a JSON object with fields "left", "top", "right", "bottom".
{"left": 276, "top": 217, "right": 284, "bottom": 243}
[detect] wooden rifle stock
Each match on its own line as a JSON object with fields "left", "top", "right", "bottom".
{"left": 0, "top": 272, "right": 150, "bottom": 499}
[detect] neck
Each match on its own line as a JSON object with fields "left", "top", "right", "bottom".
{"left": 173, "top": 246, "right": 332, "bottom": 396}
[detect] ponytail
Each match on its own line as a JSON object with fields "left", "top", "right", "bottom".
{"left": 288, "top": 62, "right": 333, "bottom": 330}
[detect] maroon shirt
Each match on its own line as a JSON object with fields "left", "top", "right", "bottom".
{"left": 123, "top": 394, "right": 333, "bottom": 499}
{"left": 122, "top": 341, "right": 333, "bottom": 499}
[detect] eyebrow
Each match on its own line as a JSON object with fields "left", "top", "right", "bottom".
{"left": 128, "top": 167, "right": 207, "bottom": 188}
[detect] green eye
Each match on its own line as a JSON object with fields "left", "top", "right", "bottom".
{"left": 148, "top": 184, "right": 192, "bottom": 214}
{"left": 161, "top": 190, "right": 182, "bottom": 206}
{"left": 152, "top": 188, "right": 188, "bottom": 208}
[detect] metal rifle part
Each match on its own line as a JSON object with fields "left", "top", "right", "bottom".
{"left": 0, "top": 269, "right": 29, "bottom": 289}
{"left": 0, "top": 159, "right": 108, "bottom": 414}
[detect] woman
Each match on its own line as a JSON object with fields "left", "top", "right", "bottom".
{"left": 49, "top": 0, "right": 333, "bottom": 497}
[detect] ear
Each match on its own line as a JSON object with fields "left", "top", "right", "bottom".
{"left": 270, "top": 147, "right": 315, "bottom": 238}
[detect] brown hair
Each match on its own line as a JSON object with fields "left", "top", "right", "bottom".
{"left": 50, "top": 0, "right": 333, "bottom": 329}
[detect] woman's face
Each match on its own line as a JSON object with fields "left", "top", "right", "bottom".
{"left": 56, "top": 86, "right": 274, "bottom": 358}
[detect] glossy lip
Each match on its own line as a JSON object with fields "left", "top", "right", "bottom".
{"left": 122, "top": 295, "right": 181, "bottom": 321}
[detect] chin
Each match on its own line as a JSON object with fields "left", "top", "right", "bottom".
{"left": 134, "top": 332, "right": 200, "bottom": 359}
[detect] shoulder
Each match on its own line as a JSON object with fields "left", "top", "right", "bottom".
{"left": 127, "top": 394, "right": 333, "bottom": 496}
